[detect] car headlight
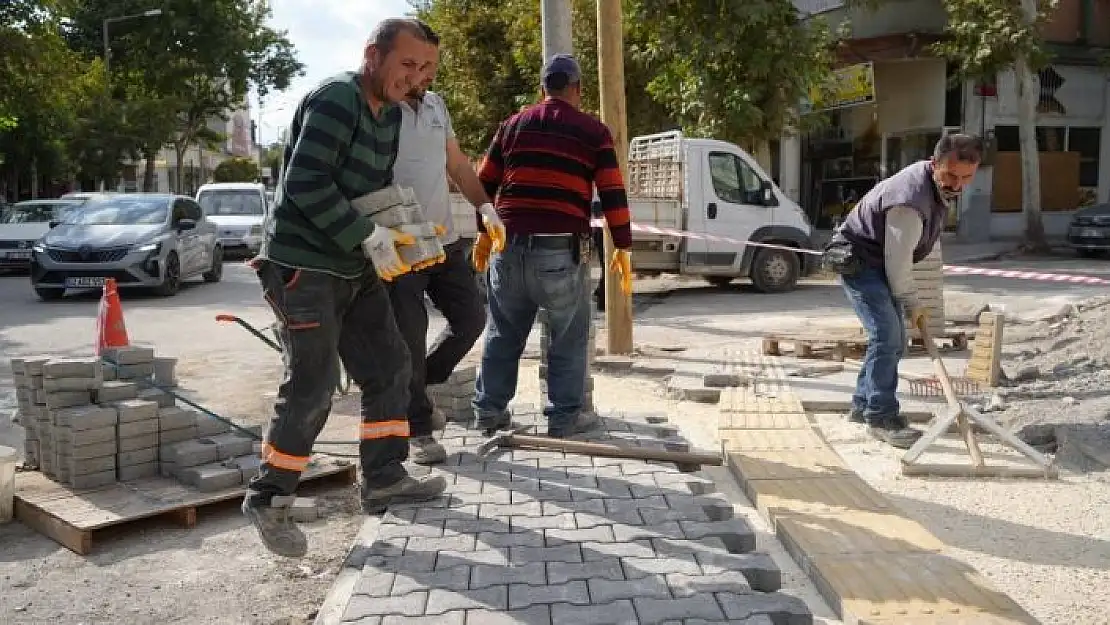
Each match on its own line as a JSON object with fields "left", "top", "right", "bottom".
{"left": 136, "top": 242, "right": 160, "bottom": 253}
{"left": 32, "top": 243, "right": 45, "bottom": 253}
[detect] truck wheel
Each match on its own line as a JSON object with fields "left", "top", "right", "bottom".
{"left": 750, "top": 248, "right": 800, "bottom": 293}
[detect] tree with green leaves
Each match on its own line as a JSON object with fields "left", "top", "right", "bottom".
{"left": 934, "top": 0, "right": 1056, "bottom": 250}
{"left": 62, "top": 0, "right": 304, "bottom": 192}
{"left": 212, "top": 156, "right": 261, "bottom": 183}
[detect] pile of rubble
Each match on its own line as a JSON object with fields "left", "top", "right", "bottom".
{"left": 993, "top": 297, "right": 1110, "bottom": 470}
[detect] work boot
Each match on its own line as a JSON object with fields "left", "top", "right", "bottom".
{"left": 547, "top": 411, "right": 602, "bottom": 439}
{"left": 848, "top": 407, "right": 866, "bottom": 423}
{"left": 361, "top": 474, "right": 448, "bottom": 514}
{"left": 241, "top": 500, "right": 308, "bottom": 558}
{"left": 868, "top": 419, "right": 923, "bottom": 449}
{"left": 411, "top": 435, "right": 447, "bottom": 465}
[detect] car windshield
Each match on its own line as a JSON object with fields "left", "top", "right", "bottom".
{"left": 64, "top": 197, "right": 168, "bottom": 225}
{"left": 197, "top": 190, "right": 265, "bottom": 216}
{"left": 2, "top": 202, "right": 79, "bottom": 224}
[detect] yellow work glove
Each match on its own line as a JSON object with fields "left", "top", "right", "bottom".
{"left": 478, "top": 203, "right": 506, "bottom": 253}
{"left": 609, "top": 248, "right": 632, "bottom": 295}
{"left": 433, "top": 223, "right": 447, "bottom": 237}
{"left": 909, "top": 306, "right": 928, "bottom": 331}
{"left": 472, "top": 232, "right": 493, "bottom": 272}
{"left": 362, "top": 227, "right": 417, "bottom": 282}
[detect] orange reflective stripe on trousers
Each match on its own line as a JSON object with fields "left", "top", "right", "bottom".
{"left": 260, "top": 442, "right": 310, "bottom": 472}
{"left": 360, "top": 420, "right": 410, "bottom": 439}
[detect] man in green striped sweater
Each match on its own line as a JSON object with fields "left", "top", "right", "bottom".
{"left": 241, "top": 18, "right": 448, "bottom": 559}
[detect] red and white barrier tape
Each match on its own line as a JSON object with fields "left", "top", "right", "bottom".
{"left": 594, "top": 218, "right": 1110, "bottom": 286}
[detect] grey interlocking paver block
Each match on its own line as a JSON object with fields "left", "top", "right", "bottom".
{"left": 546, "top": 556, "right": 623, "bottom": 584}
{"left": 545, "top": 525, "right": 614, "bottom": 545}
{"left": 391, "top": 566, "right": 470, "bottom": 595}
{"left": 621, "top": 555, "right": 701, "bottom": 578}
{"left": 588, "top": 574, "right": 670, "bottom": 603}
{"left": 716, "top": 592, "right": 812, "bottom": 625}
{"left": 679, "top": 519, "right": 757, "bottom": 553}
{"left": 379, "top": 520, "right": 444, "bottom": 540}
{"left": 342, "top": 591, "right": 427, "bottom": 620}
{"left": 480, "top": 501, "right": 543, "bottom": 517}
{"left": 382, "top": 613, "right": 464, "bottom": 625}
{"left": 451, "top": 489, "right": 513, "bottom": 506}
{"left": 605, "top": 495, "right": 669, "bottom": 512}
{"left": 510, "top": 512, "right": 575, "bottom": 531}
{"left": 471, "top": 561, "right": 546, "bottom": 588}
{"left": 352, "top": 571, "right": 394, "bottom": 597}
{"left": 695, "top": 550, "right": 781, "bottom": 592}
{"left": 632, "top": 595, "right": 727, "bottom": 624}
{"left": 477, "top": 531, "right": 544, "bottom": 549}
{"left": 508, "top": 579, "right": 588, "bottom": 609}
{"left": 436, "top": 548, "right": 508, "bottom": 569}
{"left": 666, "top": 571, "right": 752, "bottom": 597}
{"left": 416, "top": 505, "right": 478, "bottom": 523}
{"left": 581, "top": 539, "right": 655, "bottom": 560}
{"left": 364, "top": 552, "right": 437, "bottom": 574}
{"left": 463, "top": 605, "right": 550, "bottom": 625}
{"left": 612, "top": 521, "right": 684, "bottom": 541}
{"left": 542, "top": 498, "right": 604, "bottom": 516}
{"left": 425, "top": 585, "right": 507, "bottom": 614}
{"left": 575, "top": 510, "right": 642, "bottom": 528}
{"left": 406, "top": 533, "right": 478, "bottom": 554}
{"left": 550, "top": 598, "right": 637, "bottom": 624}
{"left": 510, "top": 544, "right": 581, "bottom": 565}
{"left": 640, "top": 506, "right": 716, "bottom": 524}
{"left": 446, "top": 516, "right": 510, "bottom": 535}
{"left": 345, "top": 617, "right": 381, "bottom": 625}
{"left": 512, "top": 484, "right": 572, "bottom": 503}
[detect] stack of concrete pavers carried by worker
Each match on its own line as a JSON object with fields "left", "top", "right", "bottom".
{"left": 349, "top": 184, "right": 447, "bottom": 268}
{"left": 6, "top": 346, "right": 269, "bottom": 495}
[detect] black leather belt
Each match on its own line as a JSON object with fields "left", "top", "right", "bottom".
{"left": 507, "top": 233, "right": 580, "bottom": 250}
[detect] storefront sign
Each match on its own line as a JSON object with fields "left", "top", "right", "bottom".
{"left": 806, "top": 62, "right": 876, "bottom": 112}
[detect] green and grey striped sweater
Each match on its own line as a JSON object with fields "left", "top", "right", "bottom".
{"left": 260, "top": 71, "right": 401, "bottom": 278}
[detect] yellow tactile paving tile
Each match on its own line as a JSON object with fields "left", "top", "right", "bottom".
{"left": 718, "top": 409, "right": 810, "bottom": 429}
{"left": 744, "top": 476, "right": 894, "bottom": 517}
{"left": 726, "top": 448, "right": 853, "bottom": 480}
{"left": 809, "top": 553, "right": 1039, "bottom": 624}
{"left": 720, "top": 427, "right": 829, "bottom": 451}
{"left": 719, "top": 389, "right": 807, "bottom": 415}
{"left": 774, "top": 508, "right": 947, "bottom": 555}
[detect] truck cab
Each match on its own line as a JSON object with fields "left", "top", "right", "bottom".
{"left": 628, "top": 131, "right": 815, "bottom": 292}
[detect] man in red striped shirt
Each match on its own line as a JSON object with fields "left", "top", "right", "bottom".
{"left": 471, "top": 53, "right": 633, "bottom": 438}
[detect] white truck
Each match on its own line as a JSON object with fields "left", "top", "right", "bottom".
{"left": 450, "top": 130, "right": 816, "bottom": 292}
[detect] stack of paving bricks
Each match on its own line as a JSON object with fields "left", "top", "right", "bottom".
{"left": 426, "top": 365, "right": 477, "bottom": 424}
{"left": 538, "top": 309, "right": 597, "bottom": 415}
{"left": 332, "top": 407, "right": 813, "bottom": 624}
{"left": 8, "top": 347, "right": 264, "bottom": 493}
{"left": 913, "top": 241, "right": 946, "bottom": 339}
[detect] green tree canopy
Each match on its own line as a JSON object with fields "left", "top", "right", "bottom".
{"left": 212, "top": 156, "right": 261, "bottom": 183}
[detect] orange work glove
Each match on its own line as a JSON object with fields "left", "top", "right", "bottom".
{"left": 472, "top": 232, "right": 493, "bottom": 272}
{"left": 609, "top": 248, "right": 632, "bottom": 295}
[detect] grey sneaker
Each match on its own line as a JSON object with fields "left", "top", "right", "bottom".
{"left": 868, "top": 420, "right": 923, "bottom": 449}
{"left": 547, "top": 412, "right": 602, "bottom": 438}
{"left": 848, "top": 408, "right": 866, "bottom": 424}
{"left": 411, "top": 436, "right": 447, "bottom": 465}
{"left": 362, "top": 474, "right": 448, "bottom": 514}
{"left": 241, "top": 500, "right": 307, "bottom": 558}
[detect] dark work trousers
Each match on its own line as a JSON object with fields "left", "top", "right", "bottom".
{"left": 387, "top": 240, "right": 486, "bottom": 437}
{"left": 245, "top": 259, "right": 413, "bottom": 505}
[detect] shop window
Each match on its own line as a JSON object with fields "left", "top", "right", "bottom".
{"left": 708, "top": 152, "right": 761, "bottom": 205}
{"left": 1068, "top": 127, "right": 1101, "bottom": 187}
{"left": 1037, "top": 127, "right": 1065, "bottom": 151}
{"left": 995, "top": 125, "right": 1019, "bottom": 151}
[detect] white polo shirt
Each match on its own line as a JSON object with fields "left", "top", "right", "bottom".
{"left": 394, "top": 91, "right": 458, "bottom": 245}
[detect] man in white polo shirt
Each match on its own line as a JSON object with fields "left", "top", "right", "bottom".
{"left": 387, "top": 21, "right": 503, "bottom": 465}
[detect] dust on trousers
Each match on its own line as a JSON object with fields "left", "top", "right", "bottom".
{"left": 245, "top": 259, "right": 414, "bottom": 506}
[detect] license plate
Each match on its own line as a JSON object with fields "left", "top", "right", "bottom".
{"left": 1082, "top": 228, "right": 1103, "bottom": 237}
{"left": 65, "top": 276, "right": 107, "bottom": 288}
{"left": 1, "top": 250, "right": 30, "bottom": 260}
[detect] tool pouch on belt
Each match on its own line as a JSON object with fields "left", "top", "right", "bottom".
{"left": 821, "top": 233, "right": 864, "bottom": 277}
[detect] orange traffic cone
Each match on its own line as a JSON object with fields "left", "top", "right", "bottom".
{"left": 95, "top": 278, "right": 130, "bottom": 356}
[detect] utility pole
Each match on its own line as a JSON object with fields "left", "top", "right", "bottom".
{"left": 540, "top": 0, "right": 574, "bottom": 59}
{"left": 597, "top": 0, "right": 633, "bottom": 354}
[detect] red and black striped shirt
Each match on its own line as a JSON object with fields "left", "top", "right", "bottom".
{"left": 478, "top": 98, "right": 632, "bottom": 248}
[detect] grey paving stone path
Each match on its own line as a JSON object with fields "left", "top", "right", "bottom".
{"left": 327, "top": 404, "right": 813, "bottom": 625}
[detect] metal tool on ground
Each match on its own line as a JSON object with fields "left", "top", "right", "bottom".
{"left": 216, "top": 313, "right": 350, "bottom": 395}
{"left": 842, "top": 358, "right": 984, "bottom": 399}
{"left": 476, "top": 425, "right": 723, "bottom": 472}
{"left": 900, "top": 319, "right": 1058, "bottom": 479}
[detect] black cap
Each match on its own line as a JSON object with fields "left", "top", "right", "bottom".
{"left": 541, "top": 53, "right": 581, "bottom": 89}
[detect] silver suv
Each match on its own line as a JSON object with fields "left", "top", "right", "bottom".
{"left": 30, "top": 193, "right": 223, "bottom": 300}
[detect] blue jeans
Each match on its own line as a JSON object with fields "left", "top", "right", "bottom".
{"left": 840, "top": 266, "right": 906, "bottom": 423}
{"left": 473, "top": 236, "right": 591, "bottom": 434}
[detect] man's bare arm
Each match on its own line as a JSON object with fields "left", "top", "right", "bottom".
{"left": 446, "top": 137, "right": 492, "bottom": 208}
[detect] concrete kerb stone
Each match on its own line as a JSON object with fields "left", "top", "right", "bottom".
{"left": 320, "top": 405, "right": 813, "bottom": 625}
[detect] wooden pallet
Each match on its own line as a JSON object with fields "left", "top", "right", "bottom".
{"left": 761, "top": 329, "right": 867, "bottom": 362}
{"left": 908, "top": 327, "right": 972, "bottom": 352}
{"left": 13, "top": 457, "right": 356, "bottom": 555}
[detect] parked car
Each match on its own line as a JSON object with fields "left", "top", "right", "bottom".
{"left": 30, "top": 193, "right": 222, "bottom": 300}
{"left": 1066, "top": 202, "right": 1110, "bottom": 257}
{"left": 0, "top": 199, "right": 85, "bottom": 271}
{"left": 195, "top": 182, "right": 267, "bottom": 257}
